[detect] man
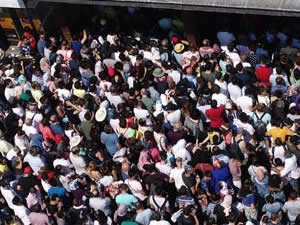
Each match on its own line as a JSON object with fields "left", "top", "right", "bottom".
{"left": 205, "top": 100, "right": 225, "bottom": 129}
{"left": 280, "top": 150, "right": 299, "bottom": 191}
{"left": 115, "top": 184, "right": 138, "bottom": 208}
{"left": 135, "top": 202, "right": 153, "bottom": 225}
{"left": 283, "top": 192, "right": 300, "bottom": 225}
{"left": 256, "top": 57, "right": 272, "bottom": 87}
{"left": 141, "top": 88, "right": 154, "bottom": 113}
{"left": 105, "top": 85, "right": 124, "bottom": 109}
{"left": 29, "top": 204, "right": 50, "bottom": 225}
{"left": 251, "top": 168, "right": 269, "bottom": 198}
{"left": 236, "top": 88, "right": 254, "bottom": 115}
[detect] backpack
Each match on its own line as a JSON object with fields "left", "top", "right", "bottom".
{"left": 229, "top": 138, "right": 245, "bottom": 161}
{"left": 253, "top": 112, "right": 267, "bottom": 141}
{"left": 152, "top": 195, "right": 168, "bottom": 219}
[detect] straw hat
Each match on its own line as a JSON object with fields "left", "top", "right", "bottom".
{"left": 153, "top": 67, "right": 164, "bottom": 78}
{"left": 70, "top": 135, "right": 81, "bottom": 149}
{"left": 95, "top": 107, "right": 107, "bottom": 122}
{"left": 174, "top": 43, "right": 184, "bottom": 53}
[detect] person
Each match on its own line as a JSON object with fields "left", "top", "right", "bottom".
{"left": 115, "top": 184, "right": 138, "bottom": 208}
{"left": 1, "top": 13, "right": 300, "bottom": 225}
{"left": 100, "top": 125, "right": 120, "bottom": 157}
{"left": 282, "top": 192, "right": 300, "bottom": 225}
{"left": 135, "top": 201, "right": 153, "bottom": 225}
{"left": 205, "top": 100, "right": 225, "bottom": 129}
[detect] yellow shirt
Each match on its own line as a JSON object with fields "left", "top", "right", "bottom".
{"left": 266, "top": 127, "right": 293, "bottom": 143}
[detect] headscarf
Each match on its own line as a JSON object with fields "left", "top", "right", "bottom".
{"left": 221, "top": 195, "right": 232, "bottom": 217}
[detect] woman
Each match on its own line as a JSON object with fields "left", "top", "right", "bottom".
{"left": 184, "top": 108, "right": 204, "bottom": 140}
{"left": 39, "top": 117, "right": 58, "bottom": 145}
{"left": 57, "top": 40, "right": 73, "bottom": 63}
{"left": 153, "top": 123, "right": 168, "bottom": 152}
{"left": 100, "top": 125, "right": 120, "bottom": 157}
{"left": 125, "top": 167, "right": 147, "bottom": 201}
{"left": 257, "top": 86, "right": 270, "bottom": 108}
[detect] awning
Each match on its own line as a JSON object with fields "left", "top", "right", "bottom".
{"left": 26, "top": 0, "right": 300, "bottom": 17}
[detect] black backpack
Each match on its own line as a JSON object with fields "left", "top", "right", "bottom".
{"left": 152, "top": 195, "right": 168, "bottom": 219}
{"left": 229, "top": 138, "right": 245, "bottom": 161}
{"left": 253, "top": 112, "right": 267, "bottom": 141}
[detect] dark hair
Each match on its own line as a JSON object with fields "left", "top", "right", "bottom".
{"left": 266, "top": 195, "right": 274, "bottom": 204}
{"left": 211, "top": 100, "right": 217, "bottom": 108}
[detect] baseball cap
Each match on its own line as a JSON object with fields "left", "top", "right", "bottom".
{"left": 24, "top": 166, "right": 32, "bottom": 174}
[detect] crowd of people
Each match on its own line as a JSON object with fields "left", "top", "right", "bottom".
{"left": 0, "top": 8, "right": 300, "bottom": 225}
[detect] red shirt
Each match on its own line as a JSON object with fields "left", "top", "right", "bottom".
{"left": 256, "top": 65, "right": 272, "bottom": 87}
{"left": 205, "top": 106, "right": 225, "bottom": 128}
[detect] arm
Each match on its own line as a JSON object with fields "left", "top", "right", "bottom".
{"left": 81, "top": 30, "right": 87, "bottom": 44}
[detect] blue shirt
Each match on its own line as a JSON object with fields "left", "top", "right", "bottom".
{"left": 72, "top": 41, "right": 82, "bottom": 56}
{"left": 50, "top": 124, "right": 64, "bottom": 135}
{"left": 212, "top": 167, "right": 233, "bottom": 193}
{"left": 242, "top": 193, "right": 255, "bottom": 207}
{"left": 37, "top": 39, "right": 45, "bottom": 56}
{"left": 48, "top": 186, "right": 66, "bottom": 197}
{"left": 100, "top": 132, "right": 119, "bottom": 156}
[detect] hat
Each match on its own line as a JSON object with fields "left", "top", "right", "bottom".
{"left": 153, "top": 67, "right": 164, "bottom": 78}
{"left": 127, "top": 128, "right": 136, "bottom": 138}
{"left": 108, "top": 66, "right": 115, "bottom": 77}
{"left": 289, "top": 102, "right": 296, "bottom": 109}
{"left": 95, "top": 107, "right": 107, "bottom": 122}
{"left": 176, "top": 157, "right": 183, "bottom": 161}
{"left": 24, "top": 166, "right": 32, "bottom": 174}
{"left": 70, "top": 135, "right": 81, "bottom": 149}
{"left": 184, "top": 165, "right": 193, "bottom": 172}
{"left": 152, "top": 50, "right": 161, "bottom": 61}
{"left": 171, "top": 36, "right": 179, "bottom": 44}
{"left": 225, "top": 101, "right": 232, "bottom": 110}
{"left": 174, "top": 43, "right": 184, "bottom": 53}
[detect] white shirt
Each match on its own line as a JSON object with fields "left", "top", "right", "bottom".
{"left": 22, "top": 124, "right": 38, "bottom": 139}
{"left": 134, "top": 108, "right": 150, "bottom": 120}
{"left": 226, "top": 52, "right": 241, "bottom": 67}
{"left": 233, "top": 119, "right": 255, "bottom": 135}
{"left": 57, "top": 88, "right": 71, "bottom": 101}
{"left": 155, "top": 162, "right": 172, "bottom": 176}
{"left": 89, "top": 197, "right": 111, "bottom": 216}
{"left": 105, "top": 92, "right": 124, "bottom": 108}
{"left": 228, "top": 83, "right": 242, "bottom": 104}
{"left": 166, "top": 109, "right": 181, "bottom": 126}
{"left": 13, "top": 205, "right": 31, "bottom": 225}
{"left": 269, "top": 146, "right": 285, "bottom": 163}
{"left": 281, "top": 155, "right": 299, "bottom": 179}
{"left": 69, "top": 153, "right": 86, "bottom": 175}
{"left": 53, "top": 158, "right": 73, "bottom": 169}
{"left": 212, "top": 93, "right": 228, "bottom": 106}
{"left": 4, "top": 87, "right": 15, "bottom": 101}
{"left": 236, "top": 95, "right": 253, "bottom": 115}
{"left": 149, "top": 221, "right": 171, "bottom": 225}
{"left": 23, "top": 153, "right": 45, "bottom": 175}
{"left": 14, "top": 135, "right": 30, "bottom": 152}
{"left": 214, "top": 80, "right": 228, "bottom": 96}
{"left": 149, "top": 195, "right": 169, "bottom": 211}
{"left": 170, "top": 167, "right": 185, "bottom": 190}
{"left": 0, "top": 187, "right": 16, "bottom": 209}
